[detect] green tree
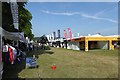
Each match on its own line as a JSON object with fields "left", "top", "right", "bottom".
{"left": 18, "top": 2, "right": 34, "bottom": 39}
{"left": 40, "top": 35, "right": 48, "bottom": 44}
{"left": 2, "top": 2, "right": 34, "bottom": 39}
{"left": 34, "top": 35, "right": 48, "bottom": 44}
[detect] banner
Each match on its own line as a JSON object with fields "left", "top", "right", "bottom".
{"left": 57, "top": 29, "right": 60, "bottom": 38}
{"left": 53, "top": 32, "right": 56, "bottom": 40}
{"left": 64, "top": 30, "right": 68, "bottom": 40}
{"left": 10, "top": 0, "right": 19, "bottom": 30}
{"left": 68, "top": 28, "right": 72, "bottom": 40}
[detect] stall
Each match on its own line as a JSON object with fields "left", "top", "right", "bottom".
{"left": 0, "top": 27, "right": 25, "bottom": 79}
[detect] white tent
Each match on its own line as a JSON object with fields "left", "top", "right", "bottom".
{"left": 0, "top": 27, "right": 25, "bottom": 41}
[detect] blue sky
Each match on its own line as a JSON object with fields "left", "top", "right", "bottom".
{"left": 25, "top": 2, "right": 118, "bottom": 37}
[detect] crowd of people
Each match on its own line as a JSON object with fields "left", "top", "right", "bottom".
{"left": 2, "top": 38, "right": 34, "bottom": 65}
{"left": 2, "top": 39, "right": 23, "bottom": 65}
{"left": 2, "top": 37, "right": 51, "bottom": 66}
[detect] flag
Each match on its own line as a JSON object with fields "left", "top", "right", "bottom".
{"left": 53, "top": 32, "right": 56, "bottom": 40}
{"left": 10, "top": 0, "right": 19, "bottom": 30}
{"left": 57, "top": 29, "right": 60, "bottom": 38}
{"left": 64, "top": 30, "right": 68, "bottom": 40}
{"left": 68, "top": 28, "right": 72, "bottom": 40}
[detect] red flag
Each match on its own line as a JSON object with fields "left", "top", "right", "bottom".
{"left": 68, "top": 28, "right": 72, "bottom": 40}
{"left": 64, "top": 30, "right": 68, "bottom": 40}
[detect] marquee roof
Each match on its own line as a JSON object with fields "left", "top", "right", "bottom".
{"left": 0, "top": 27, "right": 24, "bottom": 41}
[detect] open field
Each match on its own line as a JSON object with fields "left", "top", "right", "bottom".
{"left": 3, "top": 47, "right": 118, "bottom": 78}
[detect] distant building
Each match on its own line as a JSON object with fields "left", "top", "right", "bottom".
{"left": 72, "top": 34, "right": 120, "bottom": 51}
{"left": 48, "top": 33, "right": 120, "bottom": 51}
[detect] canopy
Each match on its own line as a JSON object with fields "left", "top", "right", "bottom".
{"left": 0, "top": 27, "right": 25, "bottom": 41}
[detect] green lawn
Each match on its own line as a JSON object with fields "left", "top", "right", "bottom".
{"left": 3, "top": 47, "right": 118, "bottom": 78}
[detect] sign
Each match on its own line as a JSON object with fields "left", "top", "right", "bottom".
{"left": 10, "top": 0, "right": 19, "bottom": 30}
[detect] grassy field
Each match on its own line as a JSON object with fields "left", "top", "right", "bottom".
{"left": 3, "top": 47, "right": 118, "bottom": 78}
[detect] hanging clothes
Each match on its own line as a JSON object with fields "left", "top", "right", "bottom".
{"left": 9, "top": 46, "right": 17, "bottom": 61}
{"left": 8, "top": 47, "right": 14, "bottom": 64}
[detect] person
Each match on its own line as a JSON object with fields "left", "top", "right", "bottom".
{"left": 37, "top": 45, "right": 39, "bottom": 50}
{"left": 2, "top": 42, "right": 9, "bottom": 64}
{"left": 14, "top": 46, "right": 21, "bottom": 62}
{"left": 114, "top": 43, "right": 117, "bottom": 48}
{"left": 17, "top": 49, "right": 23, "bottom": 62}
{"left": 33, "top": 45, "right": 35, "bottom": 51}
{"left": 30, "top": 43, "right": 33, "bottom": 51}
{"left": 26, "top": 43, "right": 29, "bottom": 51}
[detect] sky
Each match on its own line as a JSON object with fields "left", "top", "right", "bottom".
{"left": 25, "top": 2, "right": 118, "bottom": 37}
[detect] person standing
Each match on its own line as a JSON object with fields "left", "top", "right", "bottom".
{"left": 2, "top": 43, "right": 9, "bottom": 64}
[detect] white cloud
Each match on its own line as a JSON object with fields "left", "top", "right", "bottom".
{"left": 40, "top": 10, "right": 82, "bottom": 16}
{"left": 94, "top": 10, "right": 106, "bottom": 17}
{"left": 40, "top": 10, "right": 118, "bottom": 23}
{"left": 81, "top": 14, "right": 118, "bottom": 23}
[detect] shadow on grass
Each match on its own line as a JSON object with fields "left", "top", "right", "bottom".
{"left": 26, "top": 50, "right": 54, "bottom": 59}
{"left": 26, "top": 47, "right": 54, "bottom": 59}
{"left": 45, "top": 50, "right": 54, "bottom": 54}
{"left": 2, "top": 47, "right": 54, "bottom": 79}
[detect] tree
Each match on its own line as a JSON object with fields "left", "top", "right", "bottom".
{"left": 2, "top": 2, "right": 34, "bottom": 39}
{"left": 40, "top": 35, "right": 48, "bottom": 44}
{"left": 18, "top": 2, "right": 34, "bottom": 39}
{"left": 34, "top": 35, "right": 48, "bottom": 44}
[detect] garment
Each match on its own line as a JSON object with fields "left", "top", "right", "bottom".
{"left": 9, "top": 46, "right": 17, "bottom": 60}
{"left": 2, "top": 45, "right": 9, "bottom": 52}
{"left": 8, "top": 47, "right": 13, "bottom": 64}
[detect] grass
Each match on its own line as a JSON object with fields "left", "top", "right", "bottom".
{"left": 3, "top": 47, "right": 118, "bottom": 78}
